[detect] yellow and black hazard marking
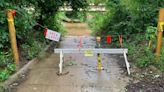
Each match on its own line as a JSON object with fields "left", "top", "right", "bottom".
{"left": 97, "top": 53, "right": 103, "bottom": 70}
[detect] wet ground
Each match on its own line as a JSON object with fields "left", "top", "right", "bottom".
{"left": 64, "top": 23, "right": 91, "bottom": 36}
{"left": 13, "top": 22, "right": 130, "bottom": 92}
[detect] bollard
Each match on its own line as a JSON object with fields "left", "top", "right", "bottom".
{"left": 96, "top": 37, "right": 103, "bottom": 70}
{"left": 97, "top": 53, "right": 103, "bottom": 70}
{"left": 7, "top": 9, "right": 19, "bottom": 67}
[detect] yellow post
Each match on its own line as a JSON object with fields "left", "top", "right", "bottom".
{"left": 7, "top": 9, "right": 19, "bottom": 66}
{"left": 97, "top": 53, "right": 103, "bottom": 70}
{"left": 156, "top": 8, "right": 164, "bottom": 57}
{"left": 96, "top": 37, "right": 103, "bottom": 70}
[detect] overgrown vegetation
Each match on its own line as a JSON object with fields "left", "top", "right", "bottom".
{"left": 0, "top": 0, "right": 88, "bottom": 82}
{"left": 89, "top": 0, "right": 164, "bottom": 71}
{"left": 88, "top": 0, "right": 107, "bottom": 4}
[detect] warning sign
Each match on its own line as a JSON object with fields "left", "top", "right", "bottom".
{"left": 45, "top": 29, "right": 61, "bottom": 42}
{"left": 84, "top": 50, "right": 93, "bottom": 57}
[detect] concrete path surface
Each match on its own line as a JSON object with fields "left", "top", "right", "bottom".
{"left": 14, "top": 23, "right": 129, "bottom": 92}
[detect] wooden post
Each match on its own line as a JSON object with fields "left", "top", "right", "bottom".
{"left": 7, "top": 9, "right": 19, "bottom": 66}
{"left": 156, "top": 8, "right": 164, "bottom": 57}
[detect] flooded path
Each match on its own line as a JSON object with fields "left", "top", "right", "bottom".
{"left": 15, "top": 22, "right": 129, "bottom": 92}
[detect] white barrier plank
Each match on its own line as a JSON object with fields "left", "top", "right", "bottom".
{"left": 54, "top": 48, "right": 128, "bottom": 54}
{"left": 54, "top": 48, "right": 130, "bottom": 75}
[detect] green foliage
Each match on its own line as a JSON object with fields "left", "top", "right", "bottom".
{"left": 146, "top": 26, "right": 157, "bottom": 41}
{"left": 15, "top": 8, "right": 36, "bottom": 41}
{"left": 65, "top": 11, "right": 87, "bottom": 22}
{"left": 0, "top": 70, "right": 10, "bottom": 81}
{"left": 89, "top": 0, "right": 164, "bottom": 70}
{"left": 27, "top": 41, "right": 41, "bottom": 60}
{"left": 136, "top": 48, "right": 155, "bottom": 68}
{"left": 88, "top": 0, "right": 106, "bottom": 4}
{"left": 46, "top": 12, "right": 66, "bottom": 34}
{"left": 0, "top": 0, "right": 89, "bottom": 81}
{"left": 156, "top": 48, "right": 164, "bottom": 71}
{"left": 0, "top": 0, "right": 89, "bottom": 50}
{"left": 67, "top": 0, "right": 88, "bottom": 11}
{"left": 0, "top": 50, "right": 13, "bottom": 67}
{"left": 87, "top": 12, "right": 106, "bottom": 35}
{"left": 7, "top": 63, "right": 16, "bottom": 73}
{"left": 90, "top": 0, "right": 164, "bottom": 36}
{"left": 123, "top": 38, "right": 155, "bottom": 68}
{"left": 0, "top": 30, "right": 9, "bottom": 49}
{"left": 126, "top": 44, "right": 139, "bottom": 61}
{"left": 0, "top": 63, "right": 16, "bottom": 81}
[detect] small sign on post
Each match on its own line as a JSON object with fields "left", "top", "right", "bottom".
{"left": 84, "top": 50, "right": 93, "bottom": 57}
{"left": 44, "top": 29, "right": 61, "bottom": 42}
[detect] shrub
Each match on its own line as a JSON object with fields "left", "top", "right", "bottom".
{"left": 136, "top": 48, "right": 155, "bottom": 68}
{"left": 7, "top": 63, "right": 16, "bottom": 73}
{"left": 0, "top": 50, "right": 13, "bottom": 67}
{"left": 0, "top": 70, "right": 10, "bottom": 82}
{"left": 89, "top": 0, "right": 164, "bottom": 70}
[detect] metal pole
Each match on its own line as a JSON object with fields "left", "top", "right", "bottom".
{"left": 59, "top": 51, "right": 64, "bottom": 74}
{"left": 123, "top": 51, "right": 130, "bottom": 75}
{"left": 7, "top": 9, "right": 19, "bottom": 66}
{"left": 156, "top": 8, "right": 164, "bottom": 57}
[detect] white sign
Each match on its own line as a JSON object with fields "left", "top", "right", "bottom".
{"left": 45, "top": 29, "right": 61, "bottom": 42}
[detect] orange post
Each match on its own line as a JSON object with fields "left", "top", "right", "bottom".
{"left": 7, "top": 9, "right": 19, "bottom": 66}
{"left": 119, "top": 35, "right": 123, "bottom": 47}
{"left": 156, "top": 8, "right": 164, "bottom": 57}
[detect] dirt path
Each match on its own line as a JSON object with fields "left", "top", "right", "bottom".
{"left": 14, "top": 22, "right": 129, "bottom": 92}
{"left": 64, "top": 23, "right": 91, "bottom": 36}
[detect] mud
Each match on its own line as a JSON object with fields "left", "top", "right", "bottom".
{"left": 126, "top": 78, "right": 164, "bottom": 92}
{"left": 126, "top": 66, "right": 164, "bottom": 92}
{"left": 64, "top": 23, "right": 91, "bottom": 36}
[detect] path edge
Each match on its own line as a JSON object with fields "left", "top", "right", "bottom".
{"left": 0, "top": 41, "right": 59, "bottom": 91}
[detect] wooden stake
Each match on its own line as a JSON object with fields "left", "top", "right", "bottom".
{"left": 156, "top": 8, "right": 164, "bottom": 57}
{"left": 7, "top": 9, "right": 20, "bottom": 66}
